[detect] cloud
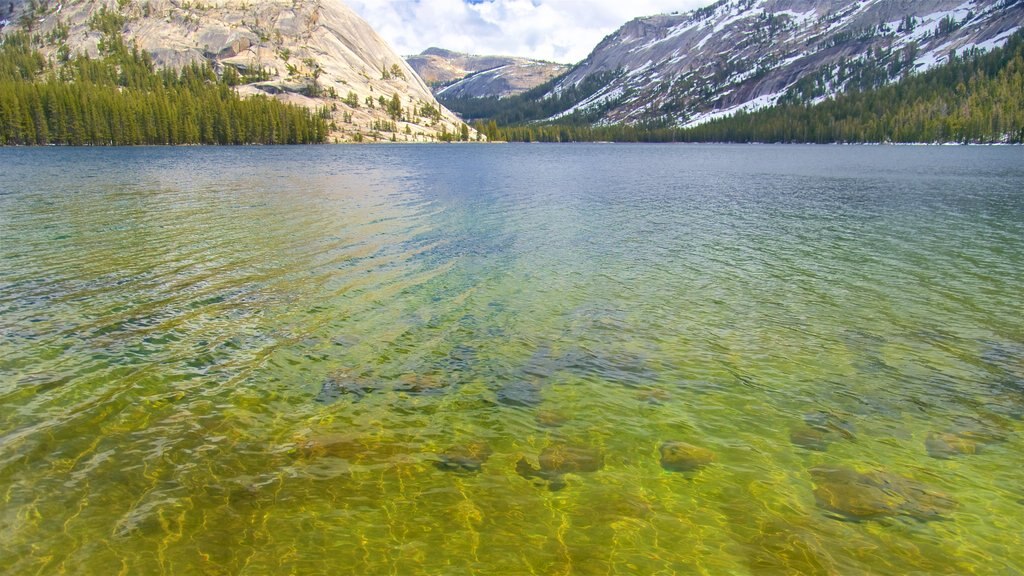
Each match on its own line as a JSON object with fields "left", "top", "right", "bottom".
{"left": 347, "top": 0, "right": 716, "bottom": 63}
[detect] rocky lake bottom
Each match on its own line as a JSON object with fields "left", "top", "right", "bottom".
{"left": 1, "top": 144, "right": 1022, "bottom": 574}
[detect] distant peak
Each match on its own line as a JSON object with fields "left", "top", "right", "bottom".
{"left": 421, "top": 47, "right": 462, "bottom": 58}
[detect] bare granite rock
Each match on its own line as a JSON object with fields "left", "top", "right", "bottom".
{"left": 4, "top": 0, "right": 477, "bottom": 142}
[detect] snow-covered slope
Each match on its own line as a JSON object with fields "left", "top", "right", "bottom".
{"left": 543, "top": 0, "right": 1024, "bottom": 126}
{"left": 437, "top": 60, "right": 570, "bottom": 100}
{"left": 407, "top": 48, "right": 569, "bottom": 99}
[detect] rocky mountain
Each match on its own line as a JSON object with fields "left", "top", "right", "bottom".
{"left": 1, "top": 0, "right": 475, "bottom": 142}
{"left": 407, "top": 47, "right": 569, "bottom": 99}
{"left": 532, "top": 0, "right": 1024, "bottom": 126}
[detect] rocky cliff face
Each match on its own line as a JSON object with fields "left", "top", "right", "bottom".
{"left": 3, "top": 0, "right": 476, "bottom": 142}
{"left": 542, "top": 0, "right": 1024, "bottom": 125}
{"left": 407, "top": 47, "right": 569, "bottom": 99}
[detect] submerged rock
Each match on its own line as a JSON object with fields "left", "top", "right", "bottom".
{"left": 791, "top": 411, "right": 856, "bottom": 452}
{"left": 442, "top": 344, "right": 478, "bottom": 372}
{"left": 315, "top": 374, "right": 378, "bottom": 404}
{"left": 810, "top": 466, "right": 956, "bottom": 522}
{"left": 291, "top": 433, "right": 409, "bottom": 464}
{"left": 559, "top": 348, "right": 657, "bottom": 388}
{"left": 925, "top": 432, "right": 980, "bottom": 459}
{"left": 494, "top": 344, "right": 562, "bottom": 408}
{"left": 925, "top": 428, "right": 1005, "bottom": 459}
{"left": 803, "top": 411, "right": 856, "bottom": 437}
{"left": 536, "top": 409, "right": 569, "bottom": 428}
{"left": 292, "top": 433, "right": 362, "bottom": 460}
{"left": 659, "top": 441, "right": 715, "bottom": 473}
{"left": 395, "top": 373, "right": 447, "bottom": 394}
{"left": 435, "top": 441, "right": 493, "bottom": 473}
{"left": 316, "top": 371, "right": 450, "bottom": 403}
{"left": 518, "top": 344, "right": 562, "bottom": 380}
{"left": 636, "top": 388, "right": 671, "bottom": 405}
{"left": 516, "top": 443, "right": 604, "bottom": 491}
{"left": 496, "top": 380, "right": 542, "bottom": 407}
{"left": 789, "top": 426, "right": 833, "bottom": 452}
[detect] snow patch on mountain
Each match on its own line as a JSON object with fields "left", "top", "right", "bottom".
{"left": 536, "top": 0, "right": 1024, "bottom": 126}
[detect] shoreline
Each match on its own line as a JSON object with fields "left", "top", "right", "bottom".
{"left": 1, "top": 140, "right": 1021, "bottom": 148}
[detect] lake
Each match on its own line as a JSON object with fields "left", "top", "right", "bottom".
{"left": 1, "top": 144, "right": 1022, "bottom": 574}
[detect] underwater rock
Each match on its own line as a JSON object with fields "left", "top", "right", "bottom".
{"left": 314, "top": 377, "right": 347, "bottom": 403}
{"left": 789, "top": 426, "right": 833, "bottom": 452}
{"left": 292, "top": 433, "right": 362, "bottom": 460}
{"left": 316, "top": 371, "right": 449, "bottom": 403}
{"left": 791, "top": 411, "right": 856, "bottom": 451}
{"left": 925, "top": 427, "right": 1005, "bottom": 459}
{"left": 979, "top": 341, "right": 1024, "bottom": 400}
{"left": 436, "top": 344, "right": 478, "bottom": 374}
{"left": 536, "top": 409, "right": 568, "bottom": 428}
{"left": 636, "top": 388, "right": 671, "bottom": 405}
{"left": 568, "top": 305, "right": 632, "bottom": 333}
{"left": 315, "top": 374, "right": 378, "bottom": 403}
{"left": 225, "top": 483, "right": 265, "bottom": 508}
{"left": 492, "top": 345, "right": 561, "bottom": 408}
{"left": 519, "top": 344, "right": 561, "bottom": 380}
{"left": 659, "top": 441, "right": 715, "bottom": 472}
{"left": 743, "top": 517, "right": 841, "bottom": 575}
{"left": 577, "top": 488, "right": 655, "bottom": 525}
{"left": 925, "top": 432, "right": 980, "bottom": 459}
{"left": 809, "top": 466, "right": 956, "bottom": 522}
{"left": 434, "top": 441, "right": 493, "bottom": 473}
{"left": 496, "top": 380, "right": 542, "bottom": 407}
{"left": 291, "top": 433, "right": 409, "bottom": 465}
{"left": 803, "top": 411, "right": 856, "bottom": 437}
{"left": 559, "top": 347, "right": 657, "bottom": 388}
{"left": 395, "top": 373, "right": 447, "bottom": 394}
{"left": 516, "top": 443, "right": 604, "bottom": 491}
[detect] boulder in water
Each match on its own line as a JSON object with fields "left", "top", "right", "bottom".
{"left": 536, "top": 409, "right": 568, "bottom": 428}
{"left": 659, "top": 441, "right": 715, "bottom": 473}
{"left": 315, "top": 373, "right": 379, "bottom": 403}
{"left": 516, "top": 443, "right": 604, "bottom": 491}
{"left": 496, "top": 380, "right": 542, "bottom": 407}
{"left": 925, "top": 427, "right": 1005, "bottom": 459}
{"left": 803, "top": 411, "right": 856, "bottom": 437}
{"left": 637, "top": 388, "right": 671, "bottom": 405}
{"left": 810, "top": 466, "right": 956, "bottom": 522}
{"left": 790, "top": 426, "right": 833, "bottom": 452}
{"left": 396, "top": 373, "right": 447, "bottom": 394}
{"left": 791, "top": 411, "right": 856, "bottom": 451}
{"left": 435, "top": 441, "right": 493, "bottom": 473}
{"left": 925, "top": 432, "right": 980, "bottom": 459}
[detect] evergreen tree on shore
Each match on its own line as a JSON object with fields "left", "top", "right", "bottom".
{"left": 0, "top": 31, "right": 329, "bottom": 146}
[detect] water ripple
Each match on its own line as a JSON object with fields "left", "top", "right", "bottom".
{"left": 0, "top": 145, "right": 1022, "bottom": 574}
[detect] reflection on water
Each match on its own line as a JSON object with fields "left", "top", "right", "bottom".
{"left": 1, "top": 144, "right": 1022, "bottom": 574}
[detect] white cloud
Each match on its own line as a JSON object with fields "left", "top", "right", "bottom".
{"left": 347, "top": 0, "right": 716, "bottom": 63}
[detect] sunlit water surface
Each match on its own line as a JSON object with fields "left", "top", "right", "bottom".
{"left": 1, "top": 144, "right": 1023, "bottom": 574}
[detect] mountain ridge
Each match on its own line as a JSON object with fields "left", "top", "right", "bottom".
{"left": 2, "top": 0, "right": 477, "bottom": 142}
{"left": 531, "top": 0, "right": 1024, "bottom": 126}
{"left": 406, "top": 47, "right": 569, "bottom": 99}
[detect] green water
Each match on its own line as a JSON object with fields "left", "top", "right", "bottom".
{"left": 1, "top": 144, "right": 1022, "bottom": 574}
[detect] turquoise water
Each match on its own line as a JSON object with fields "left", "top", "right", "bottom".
{"left": 1, "top": 144, "right": 1022, "bottom": 574}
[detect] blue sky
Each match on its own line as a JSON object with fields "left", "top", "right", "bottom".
{"left": 347, "top": 0, "right": 716, "bottom": 63}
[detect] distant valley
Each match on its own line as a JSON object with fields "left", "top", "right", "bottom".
{"left": 406, "top": 47, "right": 569, "bottom": 99}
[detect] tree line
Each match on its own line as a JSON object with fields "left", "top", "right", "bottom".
{"left": 684, "top": 31, "right": 1024, "bottom": 144}
{"left": 0, "top": 31, "right": 329, "bottom": 146}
